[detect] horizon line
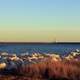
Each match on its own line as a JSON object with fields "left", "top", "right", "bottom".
{"left": 0, "top": 42, "right": 80, "bottom": 44}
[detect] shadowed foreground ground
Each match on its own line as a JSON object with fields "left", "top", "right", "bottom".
{"left": 0, "top": 59, "right": 80, "bottom": 80}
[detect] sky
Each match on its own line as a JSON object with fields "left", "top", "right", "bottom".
{"left": 0, "top": 0, "right": 80, "bottom": 42}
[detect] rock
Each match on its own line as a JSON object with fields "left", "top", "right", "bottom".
{"left": 0, "top": 63, "right": 6, "bottom": 69}
{"left": 75, "top": 49, "right": 80, "bottom": 53}
{"left": 64, "top": 49, "right": 80, "bottom": 60}
{"left": 0, "top": 52, "right": 8, "bottom": 56}
{"left": 8, "top": 54, "right": 19, "bottom": 61}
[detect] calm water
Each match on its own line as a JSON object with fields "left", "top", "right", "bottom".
{"left": 0, "top": 43, "right": 80, "bottom": 55}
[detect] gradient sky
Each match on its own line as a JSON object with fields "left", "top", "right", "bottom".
{"left": 0, "top": 0, "right": 80, "bottom": 42}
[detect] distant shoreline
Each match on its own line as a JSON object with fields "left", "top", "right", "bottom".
{"left": 0, "top": 42, "right": 80, "bottom": 44}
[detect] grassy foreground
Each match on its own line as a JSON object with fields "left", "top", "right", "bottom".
{"left": 0, "top": 59, "right": 80, "bottom": 80}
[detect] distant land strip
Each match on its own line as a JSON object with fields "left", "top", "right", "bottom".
{"left": 0, "top": 42, "right": 80, "bottom": 44}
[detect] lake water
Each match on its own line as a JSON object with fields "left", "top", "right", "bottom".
{"left": 0, "top": 43, "right": 80, "bottom": 55}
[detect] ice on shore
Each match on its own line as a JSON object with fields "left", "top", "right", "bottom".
{"left": 65, "top": 49, "right": 80, "bottom": 60}
{"left": 0, "top": 49, "right": 80, "bottom": 70}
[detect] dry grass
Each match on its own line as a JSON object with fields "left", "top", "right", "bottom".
{"left": 0, "top": 59, "right": 80, "bottom": 80}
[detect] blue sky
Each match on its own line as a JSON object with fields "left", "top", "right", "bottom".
{"left": 0, "top": 0, "right": 80, "bottom": 42}
{"left": 0, "top": 0, "right": 80, "bottom": 16}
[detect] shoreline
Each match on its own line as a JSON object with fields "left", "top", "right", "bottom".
{"left": 0, "top": 42, "right": 80, "bottom": 44}
{"left": 0, "top": 49, "right": 80, "bottom": 80}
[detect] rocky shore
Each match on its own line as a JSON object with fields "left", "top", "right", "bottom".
{"left": 0, "top": 49, "right": 80, "bottom": 70}
{"left": 0, "top": 49, "right": 79, "bottom": 80}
